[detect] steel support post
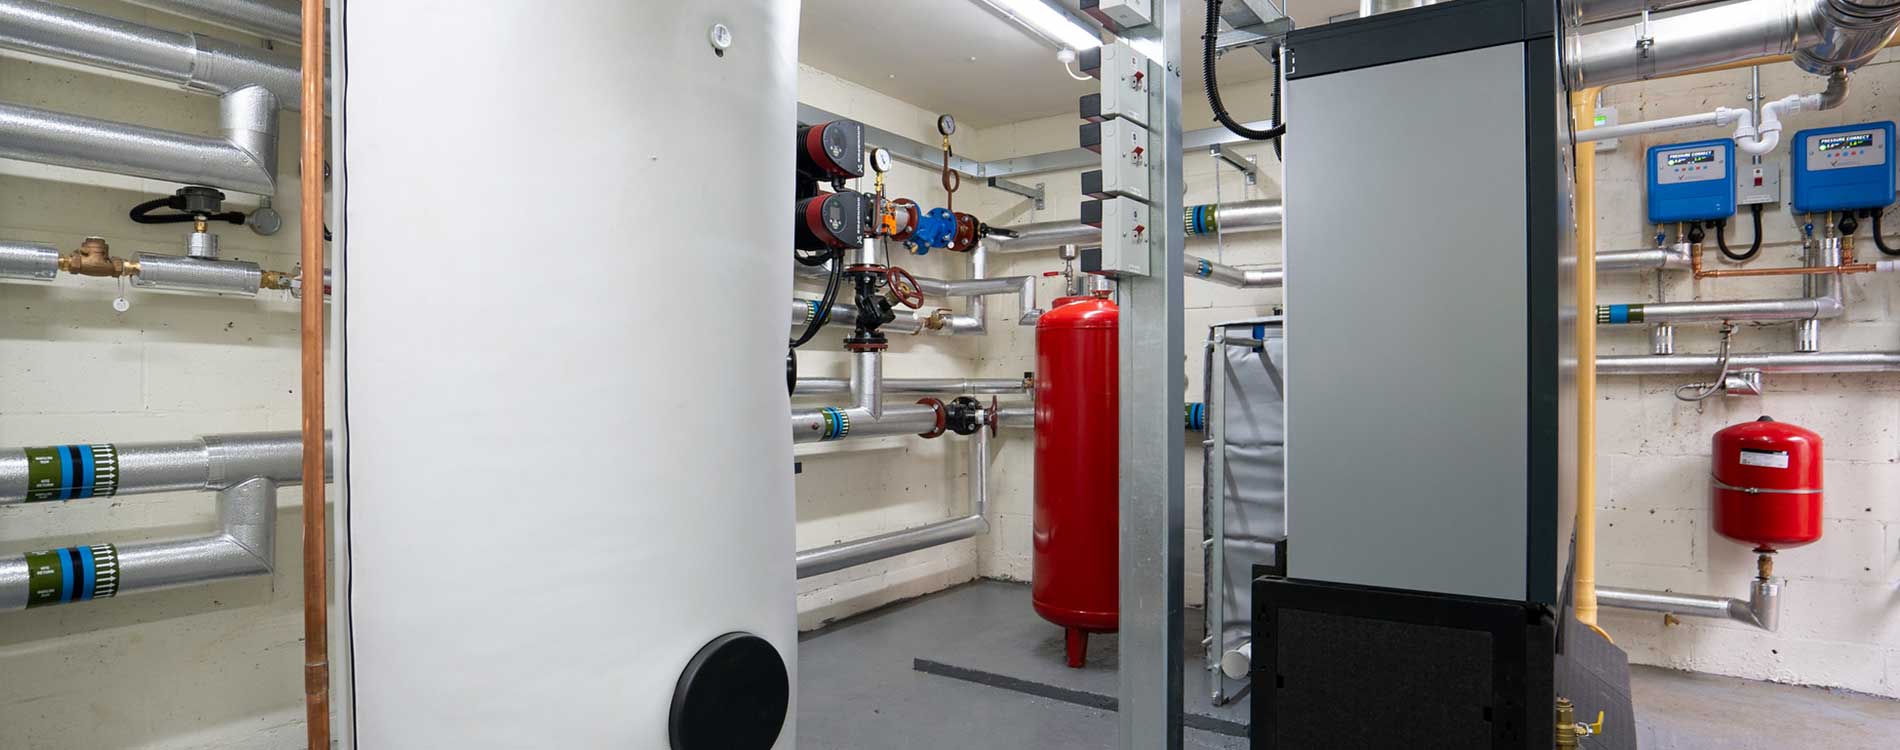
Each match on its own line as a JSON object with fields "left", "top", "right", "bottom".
{"left": 1119, "top": 2, "right": 1186, "bottom": 747}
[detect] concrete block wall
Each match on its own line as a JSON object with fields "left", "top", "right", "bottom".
{"left": 1591, "top": 49, "right": 1900, "bottom": 697}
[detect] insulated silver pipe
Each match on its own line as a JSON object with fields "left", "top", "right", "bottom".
{"left": 790, "top": 403, "right": 940, "bottom": 444}
{"left": 1598, "top": 579, "right": 1779, "bottom": 630}
{"left": 1597, "top": 350, "right": 1900, "bottom": 373}
{"left": 992, "top": 199, "right": 1286, "bottom": 253}
{"left": 1597, "top": 247, "right": 1693, "bottom": 271}
{"left": 853, "top": 350, "right": 883, "bottom": 418}
{"left": 1568, "top": 0, "right": 1811, "bottom": 88}
{"left": 123, "top": 0, "right": 302, "bottom": 44}
{"left": 1571, "top": 0, "right": 1730, "bottom": 24}
{"left": 0, "top": 430, "right": 327, "bottom": 504}
{"left": 0, "top": 85, "right": 278, "bottom": 194}
{"left": 789, "top": 299, "right": 925, "bottom": 336}
{"left": 1603, "top": 296, "right": 1843, "bottom": 323}
{"left": 1796, "top": 0, "right": 1900, "bottom": 75}
{"left": 997, "top": 406, "right": 1034, "bottom": 429}
{"left": 0, "top": 239, "right": 60, "bottom": 281}
{"left": 0, "top": 476, "right": 276, "bottom": 611}
{"left": 1570, "top": 0, "right": 1900, "bottom": 87}
{"left": 795, "top": 427, "right": 991, "bottom": 578}
{"left": 1186, "top": 255, "right": 1283, "bottom": 288}
{"left": 134, "top": 252, "right": 263, "bottom": 295}
{"left": 0, "top": 0, "right": 304, "bottom": 107}
{"left": 794, "top": 378, "right": 1030, "bottom": 396}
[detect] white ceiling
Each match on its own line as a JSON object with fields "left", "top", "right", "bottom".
{"left": 798, "top": 0, "right": 1360, "bottom": 128}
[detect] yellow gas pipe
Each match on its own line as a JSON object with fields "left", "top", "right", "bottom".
{"left": 1572, "top": 88, "right": 1607, "bottom": 641}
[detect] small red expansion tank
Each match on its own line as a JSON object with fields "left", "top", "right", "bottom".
{"left": 1032, "top": 294, "right": 1118, "bottom": 669}
{"left": 1711, "top": 416, "right": 1824, "bottom": 551}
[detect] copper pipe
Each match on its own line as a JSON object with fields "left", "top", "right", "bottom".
{"left": 298, "top": 0, "right": 328, "bottom": 747}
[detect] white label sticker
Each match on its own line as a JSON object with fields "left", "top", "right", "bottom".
{"left": 1739, "top": 449, "right": 1790, "bottom": 469}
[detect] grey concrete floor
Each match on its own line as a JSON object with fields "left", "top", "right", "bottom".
{"left": 798, "top": 579, "right": 1900, "bottom": 749}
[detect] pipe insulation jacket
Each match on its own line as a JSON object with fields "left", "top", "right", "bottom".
{"left": 0, "top": 0, "right": 306, "bottom": 107}
{"left": 794, "top": 378, "right": 1030, "bottom": 396}
{"left": 0, "top": 85, "right": 278, "bottom": 194}
{"left": 1597, "top": 350, "right": 1900, "bottom": 374}
{"left": 1568, "top": 0, "right": 1900, "bottom": 88}
{"left": 0, "top": 477, "right": 277, "bottom": 610}
{"left": 991, "top": 198, "right": 1284, "bottom": 253}
{"left": 123, "top": 0, "right": 303, "bottom": 45}
{"left": 134, "top": 251, "right": 263, "bottom": 295}
{"left": 1598, "top": 581, "right": 1779, "bottom": 630}
{"left": 0, "top": 239, "right": 60, "bottom": 280}
{"left": 1186, "top": 255, "right": 1283, "bottom": 288}
{"left": 0, "top": 430, "right": 328, "bottom": 504}
{"left": 796, "top": 427, "right": 991, "bottom": 578}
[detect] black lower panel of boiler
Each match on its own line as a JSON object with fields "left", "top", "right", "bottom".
{"left": 1248, "top": 577, "right": 1555, "bottom": 750}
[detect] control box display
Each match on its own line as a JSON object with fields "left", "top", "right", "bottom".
{"left": 1790, "top": 121, "right": 1895, "bottom": 214}
{"left": 1647, "top": 139, "right": 1735, "bottom": 224}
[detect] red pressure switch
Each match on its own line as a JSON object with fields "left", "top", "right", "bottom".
{"left": 1711, "top": 417, "right": 1824, "bottom": 551}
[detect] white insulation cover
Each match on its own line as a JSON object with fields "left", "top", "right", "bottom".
{"left": 335, "top": 1, "right": 797, "bottom": 746}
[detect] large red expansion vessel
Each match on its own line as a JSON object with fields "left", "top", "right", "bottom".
{"left": 1711, "top": 416, "right": 1824, "bottom": 551}
{"left": 1033, "top": 294, "right": 1119, "bottom": 668}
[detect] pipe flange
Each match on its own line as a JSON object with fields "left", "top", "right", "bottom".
{"left": 916, "top": 398, "right": 947, "bottom": 439}
{"left": 987, "top": 396, "right": 999, "bottom": 438}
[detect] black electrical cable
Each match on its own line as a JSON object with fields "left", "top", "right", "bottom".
{"left": 789, "top": 248, "right": 844, "bottom": 348}
{"left": 129, "top": 196, "right": 245, "bottom": 225}
{"left": 1715, "top": 204, "right": 1764, "bottom": 262}
{"left": 1203, "top": 0, "right": 1285, "bottom": 144}
{"left": 1875, "top": 208, "right": 1900, "bottom": 257}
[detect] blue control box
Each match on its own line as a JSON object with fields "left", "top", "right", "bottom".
{"left": 1647, "top": 139, "right": 1735, "bottom": 224}
{"left": 1789, "top": 121, "right": 1895, "bottom": 214}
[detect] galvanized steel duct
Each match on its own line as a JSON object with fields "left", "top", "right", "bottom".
{"left": 1568, "top": 0, "right": 1900, "bottom": 88}
{"left": 796, "top": 426, "right": 991, "bottom": 578}
{"left": 0, "top": 85, "right": 278, "bottom": 194}
{"left": 1570, "top": 0, "right": 1730, "bottom": 24}
{"left": 0, "top": 0, "right": 305, "bottom": 107}
{"left": 123, "top": 0, "right": 303, "bottom": 44}
{"left": 0, "top": 239, "right": 60, "bottom": 280}
{"left": 0, "top": 476, "right": 279, "bottom": 611}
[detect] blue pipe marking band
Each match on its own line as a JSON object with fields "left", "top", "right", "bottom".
{"left": 58, "top": 546, "right": 75, "bottom": 603}
{"left": 820, "top": 407, "right": 849, "bottom": 440}
{"left": 1252, "top": 324, "right": 1266, "bottom": 340}
{"left": 1608, "top": 305, "right": 1631, "bottom": 324}
{"left": 78, "top": 444, "right": 95, "bottom": 499}
{"left": 58, "top": 445, "right": 75, "bottom": 501}
{"left": 806, "top": 299, "right": 820, "bottom": 322}
{"left": 78, "top": 544, "right": 96, "bottom": 601}
{"left": 1197, "top": 259, "right": 1211, "bottom": 277}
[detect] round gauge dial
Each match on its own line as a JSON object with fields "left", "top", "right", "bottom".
{"left": 937, "top": 114, "right": 957, "bottom": 137}
{"left": 870, "top": 147, "right": 893, "bottom": 173}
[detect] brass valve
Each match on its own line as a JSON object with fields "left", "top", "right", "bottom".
{"left": 58, "top": 237, "right": 135, "bottom": 278}
{"left": 1556, "top": 698, "right": 1605, "bottom": 748}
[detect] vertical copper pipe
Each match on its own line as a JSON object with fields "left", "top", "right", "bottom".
{"left": 298, "top": 0, "right": 328, "bottom": 747}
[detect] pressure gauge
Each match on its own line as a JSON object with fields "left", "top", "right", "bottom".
{"left": 937, "top": 114, "right": 957, "bottom": 137}
{"left": 870, "top": 147, "right": 893, "bottom": 174}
